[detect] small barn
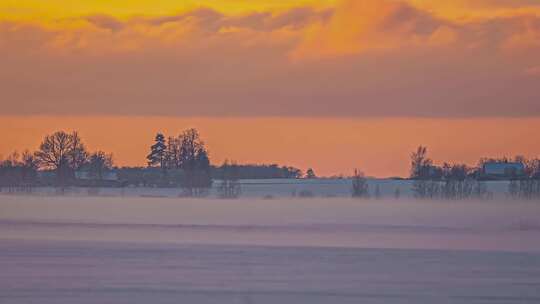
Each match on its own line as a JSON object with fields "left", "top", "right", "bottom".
{"left": 75, "top": 170, "right": 119, "bottom": 187}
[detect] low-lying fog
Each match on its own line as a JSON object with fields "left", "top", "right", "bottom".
{"left": 1, "top": 195, "right": 539, "bottom": 252}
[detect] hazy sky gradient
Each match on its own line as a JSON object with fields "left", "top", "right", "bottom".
{"left": 2, "top": 0, "right": 540, "bottom": 117}
{"left": 1, "top": 1, "right": 539, "bottom": 176}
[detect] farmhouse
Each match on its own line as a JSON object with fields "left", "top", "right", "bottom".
{"left": 482, "top": 162, "right": 525, "bottom": 179}
{"left": 75, "top": 170, "right": 119, "bottom": 187}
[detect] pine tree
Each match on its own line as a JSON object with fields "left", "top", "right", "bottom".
{"left": 147, "top": 133, "right": 167, "bottom": 171}
{"left": 305, "top": 168, "right": 316, "bottom": 179}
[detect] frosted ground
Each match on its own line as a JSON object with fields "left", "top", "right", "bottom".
{"left": 19, "top": 178, "right": 512, "bottom": 199}
{"left": 1, "top": 181, "right": 539, "bottom": 303}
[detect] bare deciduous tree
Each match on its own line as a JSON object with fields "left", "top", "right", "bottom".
{"left": 87, "top": 151, "right": 114, "bottom": 180}
{"left": 166, "top": 136, "right": 182, "bottom": 169}
{"left": 410, "top": 146, "right": 433, "bottom": 179}
{"left": 35, "top": 131, "right": 88, "bottom": 188}
{"left": 0, "top": 150, "right": 38, "bottom": 193}
{"left": 352, "top": 169, "right": 369, "bottom": 198}
{"left": 178, "top": 128, "right": 212, "bottom": 197}
{"left": 68, "top": 132, "right": 88, "bottom": 171}
{"left": 218, "top": 160, "right": 241, "bottom": 199}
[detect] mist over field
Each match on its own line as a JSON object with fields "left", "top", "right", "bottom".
{"left": 1, "top": 194, "right": 540, "bottom": 252}
{"left": 1, "top": 192, "right": 540, "bottom": 303}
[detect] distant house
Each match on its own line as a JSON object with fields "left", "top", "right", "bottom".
{"left": 75, "top": 170, "right": 119, "bottom": 187}
{"left": 75, "top": 171, "right": 118, "bottom": 181}
{"left": 482, "top": 162, "right": 525, "bottom": 179}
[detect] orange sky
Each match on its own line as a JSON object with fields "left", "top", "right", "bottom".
{"left": 2, "top": 0, "right": 540, "bottom": 20}
{"left": 1, "top": 1, "right": 539, "bottom": 176}
{"left": 1, "top": 116, "right": 539, "bottom": 177}
{"left": 2, "top": 0, "right": 539, "bottom": 117}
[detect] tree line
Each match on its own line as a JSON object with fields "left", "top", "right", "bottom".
{"left": 145, "top": 129, "right": 212, "bottom": 196}
{"left": 349, "top": 146, "right": 539, "bottom": 200}
{"left": 408, "top": 146, "right": 540, "bottom": 200}
{"left": 0, "top": 131, "right": 113, "bottom": 193}
{"left": 0, "top": 128, "right": 304, "bottom": 196}
{"left": 2, "top": 133, "right": 538, "bottom": 200}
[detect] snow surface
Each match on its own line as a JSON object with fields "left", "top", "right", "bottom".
{"left": 9, "top": 178, "right": 512, "bottom": 199}
{"left": 1, "top": 195, "right": 540, "bottom": 303}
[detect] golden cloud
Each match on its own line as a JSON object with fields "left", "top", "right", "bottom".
{"left": 1, "top": 0, "right": 539, "bottom": 117}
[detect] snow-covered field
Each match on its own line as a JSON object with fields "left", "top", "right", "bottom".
{"left": 9, "top": 178, "right": 512, "bottom": 199}
{"left": 1, "top": 195, "right": 540, "bottom": 303}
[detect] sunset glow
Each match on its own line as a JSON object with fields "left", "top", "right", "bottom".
{"left": 2, "top": 0, "right": 539, "bottom": 176}
{"left": 1, "top": 116, "right": 539, "bottom": 177}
